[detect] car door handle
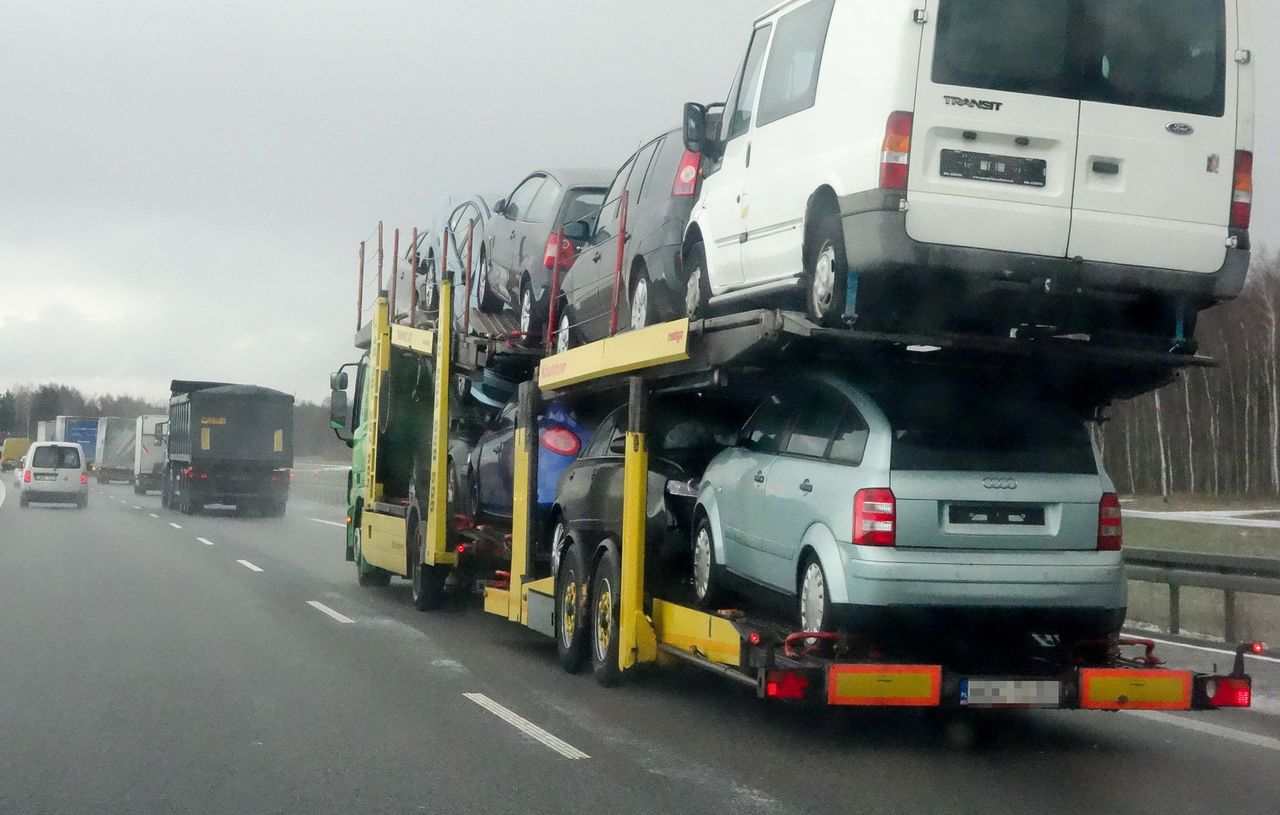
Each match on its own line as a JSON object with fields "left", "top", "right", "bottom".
{"left": 1092, "top": 160, "right": 1120, "bottom": 175}
{"left": 753, "top": 471, "right": 765, "bottom": 484}
{"left": 592, "top": 251, "right": 602, "bottom": 262}
{"left": 745, "top": 143, "right": 752, "bottom": 168}
{"left": 510, "top": 230, "right": 517, "bottom": 239}
{"left": 494, "top": 443, "right": 505, "bottom": 453}
{"left": 799, "top": 479, "right": 813, "bottom": 494}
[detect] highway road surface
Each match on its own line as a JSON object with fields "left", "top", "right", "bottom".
{"left": 3, "top": 479, "right": 1280, "bottom": 814}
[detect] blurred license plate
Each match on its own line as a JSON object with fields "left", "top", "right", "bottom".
{"left": 35, "top": 473, "right": 57, "bottom": 481}
{"left": 941, "top": 149, "right": 1047, "bottom": 188}
{"left": 949, "top": 504, "right": 1045, "bottom": 526}
{"left": 961, "top": 679, "right": 1060, "bottom": 707}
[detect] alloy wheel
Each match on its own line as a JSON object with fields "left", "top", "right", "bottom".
{"left": 810, "top": 242, "right": 838, "bottom": 315}
{"left": 556, "top": 312, "right": 572, "bottom": 354}
{"left": 800, "top": 561, "right": 827, "bottom": 632}
{"left": 631, "top": 277, "right": 650, "bottom": 330}
{"left": 693, "top": 526, "right": 713, "bottom": 601}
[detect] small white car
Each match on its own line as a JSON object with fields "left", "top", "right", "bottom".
{"left": 682, "top": 0, "right": 1254, "bottom": 345}
{"left": 18, "top": 442, "right": 89, "bottom": 509}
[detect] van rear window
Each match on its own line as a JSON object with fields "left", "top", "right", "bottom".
{"left": 933, "top": 0, "right": 1226, "bottom": 118}
{"left": 32, "top": 446, "right": 81, "bottom": 469}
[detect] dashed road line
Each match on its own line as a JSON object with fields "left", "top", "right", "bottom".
{"left": 149, "top": 513, "right": 159, "bottom": 518}
{"left": 132, "top": 506, "right": 141, "bottom": 510}
{"left": 1124, "top": 710, "right": 1280, "bottom": 753}
{"left": 307, "top": 601, "right": 354, "bottom": 623}
{"left": 197, "top": 537, "right": 215, "bottom": 546}
{"left": 237, "top": 560, "right": 263, "bottom": 573}
{"left": 169, "top": 522, "right": 183, "bottom": 530}
{"left": 463, "top": 693, "right": 590, "bottom": 760}
{"left": 310, "top": 518, "right": 346, "bottom": 528}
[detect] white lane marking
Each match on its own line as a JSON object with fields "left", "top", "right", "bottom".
{"left": 1124, "top": 710, "right": 1280, "bottom": 753}
{"left": 169, "top": 522, "right": 183, "bottom": 529}
{"left": 132, "top": 506, "right": 142, "bottom": 510}
{"left": 463, "top": 693, "right": 590, "bottom": 760}
{"left": 149, "top": 513, "right": 159, "bottom": 518}
{"left": 1124, "top": 632, "right": 1280, "bottom": 666}
{"left": 306, "top": 601, "right": 354, "bottom": 624}
{"left": 197, "top": 537, "right": 215, "bottom": 546}
{"left": 236, "top": 560, "right": 263, "bottom": 573}
{"left": 310, "top": 518, "right": 346, "bottom": 528}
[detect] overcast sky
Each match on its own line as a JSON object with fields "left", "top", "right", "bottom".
{"left": 2, "top": 1, "right": 1277, "bottom": 404}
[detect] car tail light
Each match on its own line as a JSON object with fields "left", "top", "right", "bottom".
{"left": 23, "top": 470, "right": 31, "bottom": 483}
{"left": 1208, "top": 677, "right": 1252, "bottom": 708}
{"left": 540, "top": 426, "right": 581, "bottom": 458}
{"left": 544, "top": 230, "right": 575, "bottom": 271}
{"left": 879, "top": 111, "right": 913, "bottom": 191}
{"left": 80, "top": 472, "right": 88, "bottom": 485}
{"left": 853, "top": 488, "right": 896, "bottom": 547}
{"left": 672, "top": 150, "right": 702, "bottom": 197}
{"left": 764, "top": 670, "right": 810, "bottom": 701}
{"left": 1231, "top": 150, "right": 1253, "bottom": 230}
{"left": 1098, "top": 492, "right": 1123, "bottom": 551}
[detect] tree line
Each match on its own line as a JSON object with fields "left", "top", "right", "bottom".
{"left": 0, "top": 384, "right": 348, "bottom": 461}
{"left": 1098, "top": 251, "right": 1280, "bottom": 498}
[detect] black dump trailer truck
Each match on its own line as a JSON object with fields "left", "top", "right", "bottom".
{"left": 162, "top": 380, "right": 295, "bottom": 516}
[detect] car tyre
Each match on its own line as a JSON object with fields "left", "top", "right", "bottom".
{"left": 518, "top": 281, "right": 543, "bottom": 339}
{"left": 420, "top": 253, "right": 439, "bottom": 316}
{"left": 19, "top": 494, "right": 29, "bottom": 509}
{"left": 475, "top": 252, "right": 503, "bottom": 313}
{"left": 806, "top": 214, "right": 849, "bottom": 328}
{"left": 685, "top": 242, "right": 711, "bottom": 321}
{"left": 410, "top": 522, "right": 448, "bottom": 611}
{"left": 799, "top": 555, "right": 835, "bottom": 634}
{"left": 555, "top": 308, "right": 574, "bottom": 354}
{"left": 590, "top": 545, "right": 623, "bottom": 687}
{"left": 554, "top": 533, "right": 590, "bottom": 674}
{"left": 692, "top": 515, "right": 728, "bottom": 610}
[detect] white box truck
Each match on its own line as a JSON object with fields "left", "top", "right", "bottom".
{"left": 133, "top": 414, "right": 168, "bottom": 495}
{"left": 94, "top": 417, "right": 136, "bottom": 484}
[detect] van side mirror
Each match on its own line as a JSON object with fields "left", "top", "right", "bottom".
{"left": 330, "top": 371, "right": 349, "bottom": 391}
{"left": 683, "top": 102, "right": 709, "bottom": 155}
{"left": 563, "top": 219, "right": 592, "bottom": 243}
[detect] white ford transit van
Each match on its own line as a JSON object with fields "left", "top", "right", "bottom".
{"left": 682, "top": 0, "right": 1254, "bottom": 347}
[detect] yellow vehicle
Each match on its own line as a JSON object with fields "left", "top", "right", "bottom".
{"left": 1, "top": 437, "right": 31, "bottom": 471}
{"left": 332, "top": 227, "right": 1258, "bottom": 713}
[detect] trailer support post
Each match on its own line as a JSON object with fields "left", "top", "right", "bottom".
{"left": 366, "top": 294, "right": 390, "bottom": 508}
{"left": 508, "top": 381, "right": 541, "bottom": 621}
{"left": 425, "top": 234, "right": 457, "bottom": 568}
{"left": 620, "top": 377, "right": 658, "bottom": 671}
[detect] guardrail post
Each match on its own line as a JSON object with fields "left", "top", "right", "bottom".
{"left": 1224, "top": 589, "right": 1238, "bottom": 642}
{"left": 1168, "top": 583, "right": 1181, "bottom": 635}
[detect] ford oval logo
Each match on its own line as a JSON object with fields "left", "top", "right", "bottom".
{"left": 1167, "top": 122, "right": 1194, "bottom": 136}
{"left": 983, "top": 477, "right": 1018, "bottom": 490}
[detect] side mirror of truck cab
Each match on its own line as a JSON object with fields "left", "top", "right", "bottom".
{"left": 683, "top": 102, "right": 709, "bottom": 155}
{"left": 330, "top": 391, "right": 353, "bottom": 445}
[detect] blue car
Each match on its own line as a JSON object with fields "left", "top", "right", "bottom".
{"left": 466, "top": 398, "right": 591, "bottom": 523}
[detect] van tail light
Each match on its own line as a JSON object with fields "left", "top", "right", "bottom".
{"left": 540, "top": 426, "right": 581, "bottom": 458}
{"left": 1231, "top": 150, "right": 1253, "bottom": 230}
{"left": 80, "top": 472, "right": 88, "bottom": 485}
{"left": 879, "top": 111, "right": 914, "bottom": 191}
{"left": 23, "top": 470, "right": 31, "bottom": 483}
{"left": 672, "top": 150, "right": 702, "bottom": 197}
{"left": 1098, "top": 492, "right": 1123, "bottom": 550}
{"left": 853, "top": 488, "right": 896, "bottom": 547}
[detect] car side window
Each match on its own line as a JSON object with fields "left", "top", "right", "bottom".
{"left": 525, "top": 178, "right": 564, "bottom": 224}
{"left": 828, "top": 403, "right": 870, "bottom": 466}
{"left": 596, "top": 158, "right": 635, "bottom": 244}
{"left": 783, "top": 387, "right": 843, "bottom": 459}
{"left": 726, "top": 23, "right": 773, "bottom": 141}
{"left": 626, "top": 139, "right": 661, "bottom": 206}
{"left": 505, "top": 176, "right": 545, "bottom": 222}
{"left": 582, "top": 412, "right": 620, "bottom": 459}
{"left": 740, "top": 393, "right": 790, "bottom": 455}
{"left": 757, "top": 0, "right": 835, "bottom": 127}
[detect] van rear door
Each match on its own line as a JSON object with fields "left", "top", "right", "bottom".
{"left": 1066, "top": 0, "right": 1238, "bottom": 274}
{"left": 907, "top": 0, "right": 1081, "bottom": 258}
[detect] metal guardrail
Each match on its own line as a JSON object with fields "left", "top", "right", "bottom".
{"left": 1125, "top": 548, "right": 1280, "bottom": 641}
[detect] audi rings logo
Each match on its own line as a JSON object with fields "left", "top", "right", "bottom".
{"left": 982, "top": 477, "right": 1019, "bottom": 490}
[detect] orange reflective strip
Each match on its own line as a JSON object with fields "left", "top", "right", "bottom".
{"left": 827, "top": 664, "right": 942, "bottom": 707}
{"left": 1080, "top": 669, "right": 1192, "bottom": 711}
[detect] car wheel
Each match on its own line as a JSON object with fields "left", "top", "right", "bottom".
{"left": 591, "top": 545, "right": 623, "bottom": 687}
{"left": 555, "top": 309, "right": 574, "bottom": 354}
{"left": 410, "top": 515, "right": 447, "bottom": 611}
{"left": 554, "top": 534, "right": 590, "bottom": 674}
{"left": 684, "top": 242, "right": 711, "bottom": 320}
{"left": 475, "top": 252, "right": 502, "bottom": 313}
{"left": 692, "top": 515, "right": 728, "bottom": 609}
{"left": 630, "top": 269, "right": 653, "bottom": 331}
{"left": 354, "top": 522, "right": 390, "bottom": 588}
{"left": 518, "top": 281, "right": 542, "bottom": 339}
{"left": 799, "top": 555, "right": 835, "bottom": 633}
{"left": 806, "top": 214, "right": 849, "bottom": 327}
{"left": 420, "top": 254, "right": 439, "bottom": 315}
